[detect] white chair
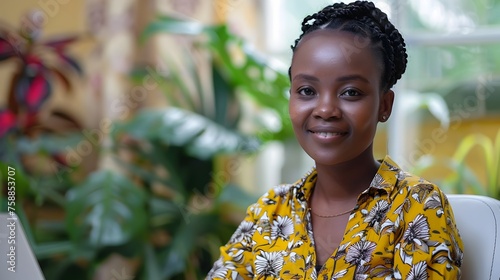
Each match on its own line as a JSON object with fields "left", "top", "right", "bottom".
{"left": 447, "top": 194, "right": 500, "bottom": 280}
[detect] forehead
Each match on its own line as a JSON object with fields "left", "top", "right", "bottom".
{"left": 291, "top": 29, "right": 382, "bottom": 77}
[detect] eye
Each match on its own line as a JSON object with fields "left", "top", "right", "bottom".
{"left": 341, "top": 89, "right": 361, "bottom": 97}
{"left": 297, "top": 87, "right": 316, "bottom": 96}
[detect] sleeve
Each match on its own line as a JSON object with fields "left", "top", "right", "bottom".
{"left": 206, "top": 199, "right": 265, "bottom": 279}
{"left": 392, "top": 183, "right": 464, "bottom": 279}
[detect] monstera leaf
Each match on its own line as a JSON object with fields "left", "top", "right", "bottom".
{"left": 65, "top": 170, "right": 147, "bottom": 247}
{"left": 112, "top": 107, "right": 259, "bottom": 160}
{"left": 140, "top": 15, "right": 293, "bottom": 142}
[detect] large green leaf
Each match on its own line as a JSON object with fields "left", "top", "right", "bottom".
{"left": 143, "top": 243, "right": 163, "bottom": 280}
{"left": 140, "top": 16, "right": 205, "bottom": 43}
{"left": 16, "top": 133, "right": 84, "bottom": 154}
{"left": 139, "top": 15, "right": 294, "bottom": 142}
{"left": 65, "top": 170, "right": 147, "bottom": 246}
{"left": 204, "top": 24, "right": 293, "bottom": 140}
{"left": 112, "top": 108, "right": 259, "bottom": 160}
{"left": 161, "top": 212, "right": 221, "bottom": 278}
{"left": 215, "top": 183, "right": 258, "bottom": 211}
{"left": 212, "top": 63, "right": 240, "bottom": 128}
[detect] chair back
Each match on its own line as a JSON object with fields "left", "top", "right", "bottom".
{"left": 447, "top": 194, "right": 500, "bottom": 280}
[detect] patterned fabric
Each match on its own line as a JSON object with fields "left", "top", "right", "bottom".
{"left": 207, "top": 156, "right": 464, "bottom": 279}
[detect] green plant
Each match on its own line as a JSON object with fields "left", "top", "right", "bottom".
{"left": 412, "top": 129, "right": 500, "bottom": 199}
{"left": 139, "top": 15, "right": 293, "bottom": 142}
{"left": 0, "top": 9, "right": 84, "bottom": 210}
{"left": 106, "top": 108, "right": 258, "bottom": 279}
{"left": 2, "top": 9, "right": 291, "bottom": 280}
{"left": 0, "top": 10, "right": 86, "bottom": 277}
{"left": 1, "top": 15, "right": 285, "bottom": 280}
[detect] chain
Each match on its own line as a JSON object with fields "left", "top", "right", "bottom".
{"left": 309, "top": 207, "right": 355, "bottom": 218}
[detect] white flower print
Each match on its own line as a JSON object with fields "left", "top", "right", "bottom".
{"left": 406, "top": 261, "right": 428, "bottom": 280}
{"left": 400, "top": 214, "right": 432, "bottom": 264}
{"left": 403, "top": 214, "right": 430, "bottom": 247}
{"left": 229, "top": 221, "right": 255, "bottom": 244}
{"left": 289, "top": 252, "right": 298, "bottom": 262}
{"left": 249, "top": 204, "right": 262, "bottom": 217}
{"left": 424, "top": 192, "right": 442, "bottom": 212}
{"left": 397, "top": 170, "right": 410, "bottom": 180}
{"left": 370, "top": 173, "right": 384, "bottom": 188}
{"left": 355, "top": 264, "right": 370, "bottom": 280}
{"left": 271, "top": 215, "right": 294, "bottom": 240}
{"left": 393, "top": 267, "right": 402, "bottom": 279}
{"left": 364, "top": 200, "right": 390, "bottom": 231}
{"left": 255, "top": 251, "right": 284, "bottom": 276}
{"left": 411, "top": 184, "right": 435, "bottom": 203}
{"left": 287, "top": 239, "right": 304, "bottom": 250}
{"left": 207, "top": 258, "right": 228, "bottom": 278}
{"left": 379, "top": 218, "right": 395, "bottom": 235}
{"left": 334, "top": 242, "right": 350, "bottom": 260}
{"left": 273, "top": 184, "right": 290, "bottom": 199}
{"left": 305, "top": 254, "right": 314, "bottom": 271}
{"left": 345, "top": 240, "right": 377, "bottom": 265}
{"left": 256, "top": 212, "right": 271, "bottom": 236}
{"left": 228, "top": 248, "right": 245, "bottom": 263}
{"left": 331, "top": 269, "right": 347, "bottom": 280}
{"left": 262, "top": 197, "right": 277, "bottom": 205}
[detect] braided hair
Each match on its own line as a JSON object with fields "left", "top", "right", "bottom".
{"left": 290, "top": 1, "right": 408, "bottom": 92}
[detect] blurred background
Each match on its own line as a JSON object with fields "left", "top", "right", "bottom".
{"left": 0, "top": 0, "right": 499, "bottom": 279}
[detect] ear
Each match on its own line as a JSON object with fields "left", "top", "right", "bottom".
{"left": 378, "top": 90, "right": 394, "bottom": 122}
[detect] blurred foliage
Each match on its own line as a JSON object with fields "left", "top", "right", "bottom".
{"left": 138, "top": 15, "right": 293, "bottom": 142}
{"left": 0, "top": 11, "right": 85, "bottom": 276}
{"left": 108, "top": 108, "right": 259, "bottom": 279}
{"left": 412, "top": 129, "right": 500, "bottom": 200}
{"left": 2, "top": 9, "right": 288, "bottom": 280}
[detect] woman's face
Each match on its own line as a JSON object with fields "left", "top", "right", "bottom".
{"left": 289, "top": 29, "right": 393, "bottom": 166}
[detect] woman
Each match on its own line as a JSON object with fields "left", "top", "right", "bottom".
{"left": 207, "top": 1, "right": 464, "bottom": 279}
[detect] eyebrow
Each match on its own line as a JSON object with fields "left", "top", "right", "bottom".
{"left": 292, "top": 74, "right": 319, "bottom": 82}
{"left": 292, "top": 73, "right": 370, "bottom": 84}
{"left": 336, "top": 74, "right": 370, "bottom": 84}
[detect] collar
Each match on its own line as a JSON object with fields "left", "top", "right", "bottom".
{"left": 295, "top": 155, "right": 402, "bottom": 204}
{"left": 368, "top": 155, "right": 401, "bottom": 196}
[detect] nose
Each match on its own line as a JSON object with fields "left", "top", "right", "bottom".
{"left": 312, "top": 94, "right": 342, "bottom": 120}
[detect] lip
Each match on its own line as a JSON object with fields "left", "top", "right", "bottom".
{"left": 307, "top": 125, "right": 348, "bottom": 142}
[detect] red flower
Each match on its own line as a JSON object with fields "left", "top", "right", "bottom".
{"left": 15, "top": 70, "right": 51, "bottom": 112}
{"left": 0, "top": 37, "right": 17, "bottom": 61}
{"left": 0, "top": 109, "right": 16, "bottom": 137}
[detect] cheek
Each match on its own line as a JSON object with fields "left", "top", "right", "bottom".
{"left": 288, "top": 99, "right": 303, "bottom": 123}
{"left": 289, "top": 99, "right": 314, "bottom": 127}
{"left": 344, "top": 102, "right": 379, "bottom": 128}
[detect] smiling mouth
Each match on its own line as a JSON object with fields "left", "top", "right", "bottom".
{"left": 309, "top": 131, "right": 348, "bottom": 138}
{"left": 315, "top": 132, "right": 345, "bottom": 137}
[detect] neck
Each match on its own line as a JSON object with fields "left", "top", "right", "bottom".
{"left": 314, "top": 147, "right": 380, "bottom": 200}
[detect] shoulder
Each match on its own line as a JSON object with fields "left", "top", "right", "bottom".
{"left": 375, "top": 157, "right": 449, "bottom": 206}
{"left": 246, "top": 168, "right": 315, "bottom": 221}
{"left": 387, "top": 169, "right": 457, "bottom": 224}
{"left": 395, "top": 170, "right": 449, "bottom": 203}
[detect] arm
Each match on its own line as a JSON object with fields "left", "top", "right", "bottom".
{"left": 206, "top": 202, "right": 261, "bottom": 279}
{"left": 393, "top": 185, "right": 464, "bottom": 279}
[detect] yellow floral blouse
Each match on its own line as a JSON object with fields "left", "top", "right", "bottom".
{"left": 207, "top": 156, "right": 464, "bottom": 279}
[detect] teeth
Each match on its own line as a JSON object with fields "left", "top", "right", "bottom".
{"left": 316, "top": 132, "right": 343, "bottom": 137}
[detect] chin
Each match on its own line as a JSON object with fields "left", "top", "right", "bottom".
{"left": 308, "top": 152, "right": 352, "bottom": 166}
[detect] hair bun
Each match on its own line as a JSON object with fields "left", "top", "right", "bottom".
{"left": 291, "top": 1, "right": 408, "bottom": 91}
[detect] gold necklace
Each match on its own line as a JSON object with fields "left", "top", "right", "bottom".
{"left": 309, "top": 207, "right": 355, "bottom": 218}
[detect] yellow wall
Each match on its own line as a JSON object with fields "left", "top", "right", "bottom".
{"left": 415, "top": 117, "right": 500, "bottom": 188}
